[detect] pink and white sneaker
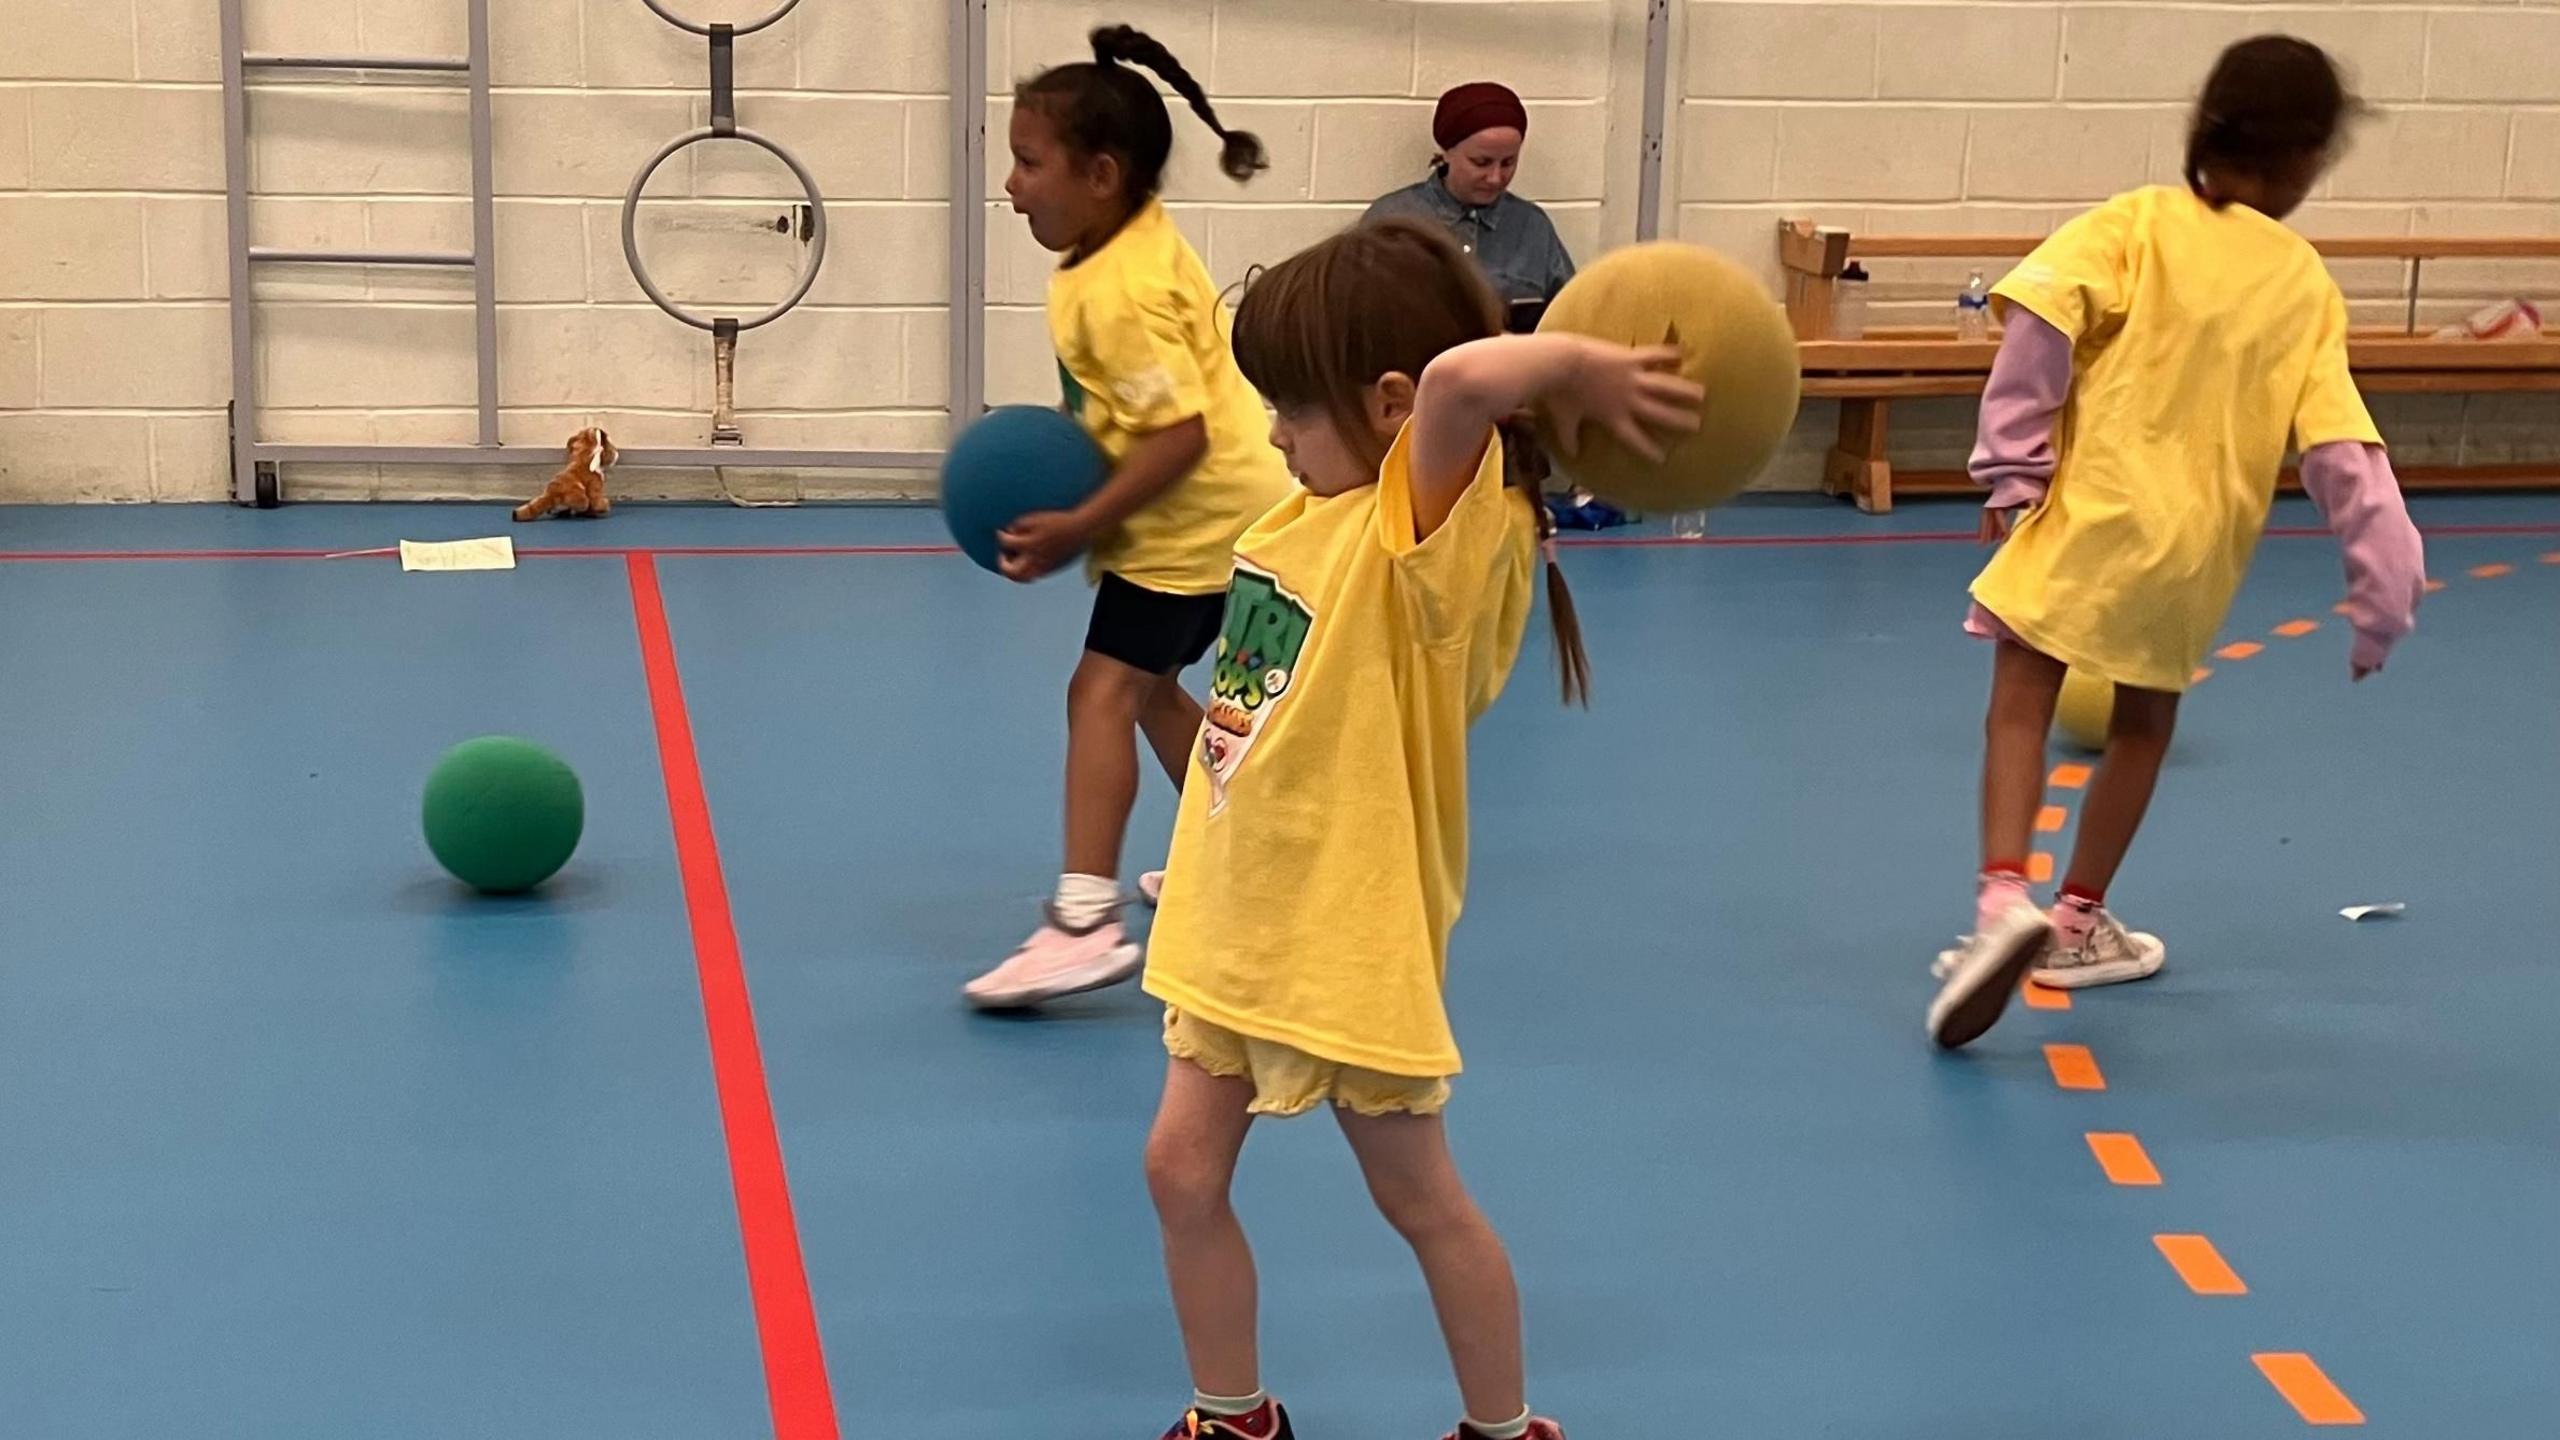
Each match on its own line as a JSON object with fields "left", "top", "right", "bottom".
{"left": 1138, "top": 871, "right": 1165, "bottom": 907}
{"left": 962, "top": 909, "right": 1142, "bottom": 1010}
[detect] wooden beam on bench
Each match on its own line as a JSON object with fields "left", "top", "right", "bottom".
{"left": 1811, "top": 230, "right": 2560, "bottom": 264}
{"left": 2360, "top": 370, "right": 2560, "bottom": 395}
{"left": 1890, "top": 462, "right": 2560, "bottom": 497}
{"left": 1821, "top": 400, "right": 1894, "bottom": 513}
{"left": 1780, "top": 220, "right": 2560, "bottom": 511}
{"left": 2348, "top": 337, "right": 2560, "bottom": 372}
{"left": 1802, "top": 375, "right": 1988, "bottom": 399}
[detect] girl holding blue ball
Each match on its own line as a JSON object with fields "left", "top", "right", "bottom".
{"left": 962, "top": 28, "right": 1291, "bottom": 1010}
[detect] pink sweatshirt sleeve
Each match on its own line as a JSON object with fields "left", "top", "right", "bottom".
{"left": 1968, "top": 310, "right": 2074, "bottom": 512}
{"left": 2300, "top": 441, "right": 2426, "bottom": 672}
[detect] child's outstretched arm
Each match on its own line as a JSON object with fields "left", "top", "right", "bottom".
{"left": 1968, "top": 310, "right": 2073, "bottom": 541}
{"left": 996, "top": 416, "right": 1209, "bottom": 582}
{"left": 2300, "top": 441, "right": 2425, "bottom": 680}
{"left": 1408, "top": 334, "right": 1699, "bottom": 539}
{"left": 2292, "top": 288, "right": 2422, "bottom": 680}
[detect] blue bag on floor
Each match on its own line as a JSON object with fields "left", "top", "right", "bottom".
{"left": 1545, "top": 491, "right": 1633, "bottom": 531}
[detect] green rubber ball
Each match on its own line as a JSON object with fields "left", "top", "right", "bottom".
{"left": 421, "top": 736, "right": 585, "bottom": 894}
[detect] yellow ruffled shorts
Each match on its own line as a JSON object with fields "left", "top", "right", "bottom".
{"left": 1162, "top": 1008, "right": 1450, "bottom": 1117}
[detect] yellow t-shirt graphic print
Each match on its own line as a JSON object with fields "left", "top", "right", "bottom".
{"left": 1199, "top": 562, "right": 1314, "bottom": 817}
{"left": 1145, "top": 424, "right": 1537, "bottom": 1080}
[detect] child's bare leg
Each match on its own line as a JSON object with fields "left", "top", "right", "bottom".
{"left": 1146, "top": 1058, "right": 1262, "bottom": 1398}
{"left": 1063, "top": 650, "right": 1160, "bottom": 878}
{"left": 1139, "top": 677, "right": 1204, "bottom": 789}
{"left": 2063, "top": 684, "right": 2180, "bottom": 896}
{"left": 1982, "top": 640, "right": 2068, "bottom": 868}
{"left": 1336, "top": 1107, "right": 1525, "bottom": 1424}
{"left": 1930, "top": 639, "right": 2072, "bottom": 1047}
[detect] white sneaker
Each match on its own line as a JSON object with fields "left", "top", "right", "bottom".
{"left": 962, "top": 910, "right": 1143, "bottom": 1009}
{"left": 1927, "top": 898, "right": 2053, "bottom": 1050}
{"left": 2032, "top": 910, "right": 2165, "bottom": 990}
{"left": 1137, "top": 871, "right": 1164, "bottom": 907}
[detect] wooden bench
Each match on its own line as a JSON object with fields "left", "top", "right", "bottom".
{"left": 1779, "top": 223, "right": 2560, "bottom": 512}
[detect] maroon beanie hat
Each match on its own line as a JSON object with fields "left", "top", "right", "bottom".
{"left": 1432, "top": 82, "right": 1529, "bottom": 151}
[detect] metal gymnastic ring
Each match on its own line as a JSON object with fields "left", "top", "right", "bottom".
{"left": 638, "top": 0, "right": 800, "bottom": 38}
{"left": 621, "top": 126, "right": 829, "bottom": 333}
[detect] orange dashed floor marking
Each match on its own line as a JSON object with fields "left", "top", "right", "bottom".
{"left": 2086, "top": 1132, "right": 2160, "bottom": 1185}
{"left": 2156, "top": 1234, "right": 2248, "bottom": 1295}
{"left": 2044, "top": 1044, "right": 2105, "bottom": 1090}
{"left": 2255, "top": 1354, "right": 2365, "bottom": 1425}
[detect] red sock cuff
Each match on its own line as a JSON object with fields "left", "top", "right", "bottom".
{"left": 2060, "top": 881, "right": 2105, "bottom": 906}
{"left": 1982, "top": 860, "right": 2031, "bottom": 881}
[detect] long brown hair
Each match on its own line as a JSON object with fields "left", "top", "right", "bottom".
{"left": 1231, "top": 219, "right": 1590, "bottom": 705}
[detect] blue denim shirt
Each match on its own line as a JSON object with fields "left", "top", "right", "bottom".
{"left": 1361, "top": 177, "right": 1577, "bottom": 312}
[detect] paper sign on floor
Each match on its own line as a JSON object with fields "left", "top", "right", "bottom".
{"left": 399, "top": 538, "right": 517, "bottom": 572}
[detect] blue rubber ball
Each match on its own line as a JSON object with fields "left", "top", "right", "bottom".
{"left": 939, "top": 406, "right": 1111, "bottom": 575}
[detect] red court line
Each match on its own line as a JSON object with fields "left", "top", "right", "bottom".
{"left": 1555, "top": 530, "right": 1975, "bottom": 547}
{"left": 0, "top": 548, "right": 348, "bottom": 562}
{"left": 628, "top": 552, "right": 840, "bottom": 1440}
{"left": 6, "top": 517, "right": 2553, "bottom": 564}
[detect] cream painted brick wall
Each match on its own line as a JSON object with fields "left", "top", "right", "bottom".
{"left": 0, "top": 415, "right": 156, "bottom": 501}
{"left": 1679, "top": 0, "right": 2560, "bottom": 491}
{"left": 0, "top": 89, "right": 30, "bottom": 188}
{"left": 39, "top": 306, "right": 231, "bottom": 408}
{"left": 4, "top": 0, "right": 2551, "bottom": 501}
{"left": 0, "top": 312, "right": 40, "bottom": 409}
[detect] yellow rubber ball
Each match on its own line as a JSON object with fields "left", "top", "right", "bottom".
{"left": 2055, "top": 667, "right": 2114, "bottom": 753}
{"left": 1533, "top": 241, "right": 1802, "bottom": 513}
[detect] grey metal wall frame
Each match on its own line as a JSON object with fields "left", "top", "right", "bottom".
{"left": 948, "top": 0, "right": 988, "bottom": 430}
{"left": 217, "top": 0, "right": 1659, "bottom": 505}
{"left": 218, "top": 0, "right": 957, "bottom": 505}
{"left": 1636, "top": 0, "right": 1669, "bottom": 241}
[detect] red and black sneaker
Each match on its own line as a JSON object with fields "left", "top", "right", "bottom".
{"left": 1444, "top": 1420, "right": 1566, "bottom": 1440}
{"left": 1163, "top": 1399, "right": 1293, "bottom": 1440}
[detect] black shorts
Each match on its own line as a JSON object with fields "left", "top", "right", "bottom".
{"left": 1086, "top": 573, "right": 1224, "bottom": 676}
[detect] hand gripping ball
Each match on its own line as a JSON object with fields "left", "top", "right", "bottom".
{"left": 939, "top": 405, "right": 1112, "bottom": 575}
{"left": 1534, "top": 242, "right": 1802, "bottom": 513}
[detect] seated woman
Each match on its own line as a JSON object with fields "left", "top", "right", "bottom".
{"left": 1362, "top": 81, "right": 1576, "bottom": 329}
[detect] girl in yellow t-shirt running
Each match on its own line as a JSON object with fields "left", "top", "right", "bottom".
{"left": 1927, "top": 37, "right": 2428, "bottom": 1050}
{"left": 1135, "top": 221, "right": 1699, "bottom": 1440}
{"left": 964, "top": 27, "right": 1293, "bottom": 1010}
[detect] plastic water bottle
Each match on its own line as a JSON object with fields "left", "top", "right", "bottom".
{"left": 1671, "top": 510, "right": 1708, "bottom": 539}
{"left": 1955, "top": 269, "right": 1992, "bottom": 341}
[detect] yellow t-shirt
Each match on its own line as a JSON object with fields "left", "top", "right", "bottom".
{"left": 1971, "top": 185, "right": 2383, "bottom": 692}
{"left": 1142, "top": 425, "right": 1538, "bottom": 1078}
{"left": 1048, "top": 200, "right": 1294, "bottom": 596}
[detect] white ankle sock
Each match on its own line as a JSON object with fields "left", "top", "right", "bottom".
{"left": 1464, "top": 1408, "right": 1532, "bottom": 1440}
{"left": 1193, "top": 1389, "right": 1266, "bottom": 1417}
{"left": 1052, "top": 872, "right": 1120, "bottom": 930}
